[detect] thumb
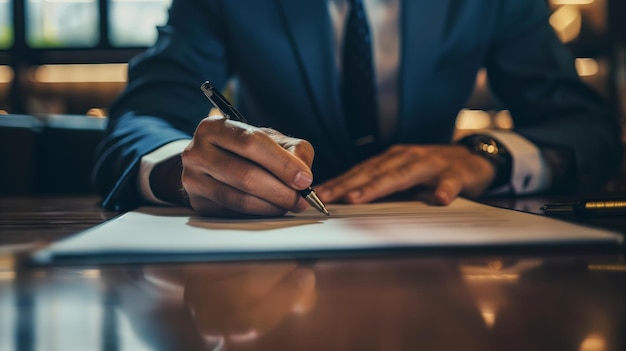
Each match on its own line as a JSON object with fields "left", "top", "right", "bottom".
{"left": 433, "top": 171, "right": 463, "bottom": 205}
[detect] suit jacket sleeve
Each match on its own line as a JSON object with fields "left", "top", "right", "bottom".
{"left": 93, "top": 0, "right": 229, "bottom": 210}
{"left": 486, "top": 0, "right": 623, "bottom": 193}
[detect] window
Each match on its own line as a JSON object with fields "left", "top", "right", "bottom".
{"left": 0, "top": 0, "right": 12, "bottom": 49}
{"left": 109, "top": 0, "right": 172, "bottom": 47}
{"left": 26, "top": 0, "right": 99, "bottom": 48}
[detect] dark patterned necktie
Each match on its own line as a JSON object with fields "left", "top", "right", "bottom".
{"left": 342, "top": 0, "right": 379, "bottom": 160}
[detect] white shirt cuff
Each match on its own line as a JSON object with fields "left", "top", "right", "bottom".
{"left": 138, "top": 139, "right": 191, "bottom": 205}
{"left": 481, "top": 130, "right": 551, "bottom": 195}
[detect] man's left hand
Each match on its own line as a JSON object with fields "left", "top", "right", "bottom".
{"left": 316, "top": 145, "right": 496, "bottom": 205}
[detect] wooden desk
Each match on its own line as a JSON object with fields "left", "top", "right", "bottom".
{"left": 1, "top": 196, "right": 625, "bottom": 351}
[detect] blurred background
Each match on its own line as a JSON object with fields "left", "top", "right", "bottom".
{"left": 0, "top": 0, "right": 625, "bottom": 195}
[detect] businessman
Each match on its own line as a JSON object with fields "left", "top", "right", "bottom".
{"left": 94, "top": 0, "right": 623, "bottom": 216}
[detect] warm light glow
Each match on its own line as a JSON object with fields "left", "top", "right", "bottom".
{"left": 579, "top": 333, "right": 606, "bottom": 351}
{"left": 551, "top": 0, "right": 594, "bottom": 5}
{"left": 81, "top": 269, "right": 101, "bottom": 278}
{"left": 229, "top": 330, "right": 259, "bottom": 343}
{"left": 31, "top": 64, "right": 128, "bottom": 83}
{"left": 494, "top": 110, "right": 513, "bottom": 129}
{"left": 0, "top": 110, "right": 7, "bottom": 114}
{"left": 0, "top": 65, "right": 14, "bottom": 83}
{"left": 481, "top": 144, "right": 496, "bottom": 154}
{"left": 481, "top": 311, "right": 496, "bottom": 328}
{"left": 549, "top": 5, "right": 582, "bottom": 43}
{"left": 86, "top": 108, "right": 107, "bottom": 118}
{"left": 0, "top": 254, "right": 14, "bottom": 270}
{"left": 464, "top": 274, "right": 519, "bottom": 281}
{"left": 0, "top": 271, "right": 15, "bottom": 280}
{"left": 588, "top": 264, "right": 626, "bottom": 271}
{"left": 576, "top": 58, "right": 599, "bottom": 77}
{"left": 455, "top": 109, "right": 491, "bottom": 130}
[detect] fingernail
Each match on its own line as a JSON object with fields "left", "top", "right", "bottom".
{"left": 294, "top": 171, "right": 313, "bottom": 188}
{"left": 436, "top": 192, "right": 450, "bottom": 205}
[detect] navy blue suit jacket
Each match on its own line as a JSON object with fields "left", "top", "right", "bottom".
{"left": 95, "top": 0, "right": 623, "bottom": 210}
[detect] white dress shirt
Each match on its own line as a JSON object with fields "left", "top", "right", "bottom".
{"left": 139, "top": 0, "right": 550, "bottom": 204}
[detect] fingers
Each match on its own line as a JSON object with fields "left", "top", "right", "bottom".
{"left": 197, "top": 117, "right": 314, "bottom": 190}
{"left": 433, "top": 171, "right": 464, "bottom": 205}
{"left": 184, "top": 263, "right": 316, "bottom": 342}
{"left": 182, "top": 157, "right": 308, "bottom": 216}
{"left": 186, "top": 264, "right": 298, "bottom": 335}
{"left": 318, "top": 146, "right": 446, "bottom": 204}
{"left": 234, "top": 267, "right": 316, "bottom": 338}
{"left": 316, "top": 145, "right": 492, "bottom": 205}
{"left": 316, "top": 148, "right": 409, "bottom": 202}
{"left": 182, "top": 116, "right": 314, "bottom": 216}
{"left": 259, "top": 127, "right": 315, "bottom": 168}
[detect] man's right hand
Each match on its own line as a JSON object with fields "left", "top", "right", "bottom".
{"left": 180, "top": 115, "right": 315, "bottom": 217}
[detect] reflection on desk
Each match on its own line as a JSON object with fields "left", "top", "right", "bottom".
{"left": 0, "top": 196, "right": 625, "bottom": 350}
{"left": 2, "top": 257, "right": 625, "bottom": 350}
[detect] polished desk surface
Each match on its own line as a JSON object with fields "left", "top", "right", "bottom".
{"left": 1, "top": 195, "right": 625, "bottom": 351}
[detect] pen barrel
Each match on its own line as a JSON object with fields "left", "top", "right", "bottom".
{"left": 576, "top": 200, "right": 626, "bottom": 216}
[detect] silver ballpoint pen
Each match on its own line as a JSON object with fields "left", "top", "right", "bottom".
{"left": 200, "top": 81, "right": 330, "bottom": 216}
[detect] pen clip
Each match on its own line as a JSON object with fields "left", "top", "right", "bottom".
{"left": 200, "top": 81, "right": 248, "bottom": 123}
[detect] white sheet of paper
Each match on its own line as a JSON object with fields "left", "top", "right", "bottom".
{"left": 33, "top": 198, "right": 622, "bottom": 262}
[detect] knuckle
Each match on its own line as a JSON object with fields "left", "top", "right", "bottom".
{"left": 180, "top": 171, "right": 200, "bottom": 197}
{"left": 180, "top": 168, "right": 191, "bottom": 187}
{"left": 180, "top": 147, "right": 196, "bottom": 166}
{"left": 237, "top": 129, "right": 266, "bottom": 154}
{"left": 259, "top": 127, "right": 282, "bottom": 138}
{"left": 369, "top": 162, "right": 386, "bottom": 175}
{"left": 283, "top": 190, "right": 300, "bottom": 209}
{"left": 196, "top": 116, "right": 220, "bottom": 133}
{"left": 293, "top": 138, "right": 314, "bottom": 154}
{"left": 273, "top": 135, "right": 314, "bottom": 167}
{"left": 236, "top": 168, "right": 259, "bottom": 192}
{"left": 424, "top": 153, "right": 447, "bottom": 169}
{"left": 394, "top": 163, "right": 415, "bottom": 179}
{"left": 295, "top": 140, "right": 315, "bottom": 164}
{"left": 204, "top": 151, "right": 227, "bottom": 174}
{"left": 211, "top": 185, "right": 232, "bottom": 208}
{"left": 233, "top": 193, "right": 259, "bottom": 213}
{"left": 195, "top": 116, "right": 229, "bottom": 142}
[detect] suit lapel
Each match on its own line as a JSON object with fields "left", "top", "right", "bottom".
{"left": 398, "top": 0, "right": 450, "bottom": 142}
{"left": 275, "top": 0, "right": 452, "bottom": 151}
{"left": 275, "top": 0, "right": 352, "bottom": 156}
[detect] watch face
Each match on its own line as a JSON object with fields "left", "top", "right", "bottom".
{"left": 458, "top": 134, "right": 512, "bottom": 189}
{"left": 461, "top": 135, "right": 498, "bottom": 158}
{"left": 478, "top": 138, "right": 499, "bottom": 157}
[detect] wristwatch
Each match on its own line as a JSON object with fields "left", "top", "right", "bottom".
{"left": 456, "top": 134, "right": 512, "bottom": 190}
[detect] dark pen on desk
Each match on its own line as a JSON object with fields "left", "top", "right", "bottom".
{"left": 541, "top": 198, "right": 626, "bottom": 217}
{"left": 200, "top": 81, "right": 330, "bottom": 216}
